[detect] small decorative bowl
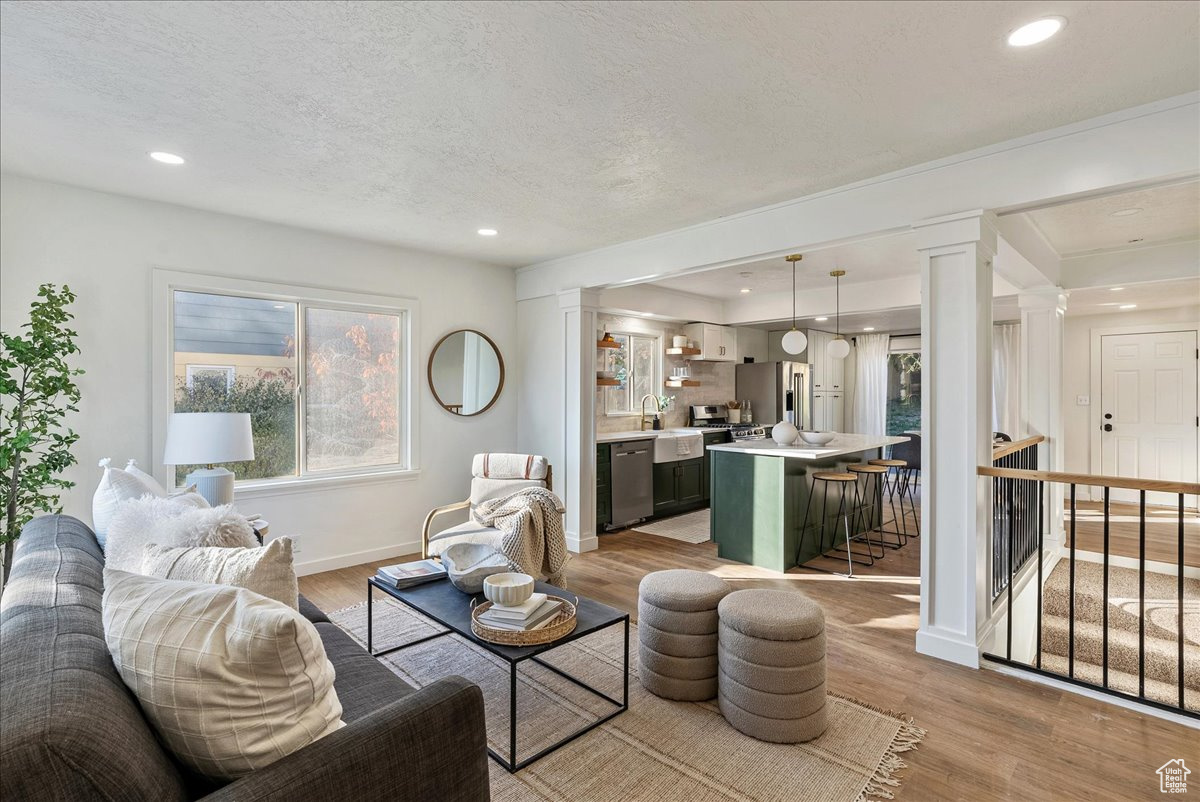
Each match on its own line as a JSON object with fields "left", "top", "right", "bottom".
{"left": 483, "top": 572, "right": 534, "bottom": 606}
{"left": 799, "top": 431, "right": 836, "bottom": 445}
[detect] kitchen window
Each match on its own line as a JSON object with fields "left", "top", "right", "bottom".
{"left": 154, "top": 271, "right": 416, "bottom": 490}
{"left": 602, "top": 331, "right": 662, "bottom": 415}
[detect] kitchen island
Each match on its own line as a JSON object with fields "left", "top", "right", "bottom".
{"left": 707, "top": 434, "right": 910, "bottom": 571}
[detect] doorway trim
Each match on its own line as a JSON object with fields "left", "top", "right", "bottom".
{"left": 1087, "top": 320, "right": 1200, "bottom": 503}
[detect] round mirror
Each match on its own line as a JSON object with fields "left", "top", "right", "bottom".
{"left": 428, "top": 329, "right": 505, "bottom": 416}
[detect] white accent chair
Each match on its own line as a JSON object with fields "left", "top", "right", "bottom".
{"left": 422, "top": 453, "right": 553, "bottom": 559}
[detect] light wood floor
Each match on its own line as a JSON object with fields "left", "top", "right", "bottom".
{"left": 300, "top": 525, "right": 1198, "bottom": 801}
{"left": 1066, "top": 500, "right": 1200, "bottom": 568}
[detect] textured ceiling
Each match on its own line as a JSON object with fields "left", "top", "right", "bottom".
{"left": 1025, "top": 180, "right": 1200, "bottom": 255}
{"left": 2, "top": 1, "right": 1198, "bottom": 266}
{"left": 1065, "top": 276, "right": 1200, "bottom": 315}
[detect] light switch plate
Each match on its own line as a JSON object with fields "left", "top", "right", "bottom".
{"left": 1076, "top": 395, "right": 1090, "bottom": 406}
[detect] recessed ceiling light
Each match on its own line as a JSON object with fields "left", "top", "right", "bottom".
{"left": 149, "top": 151, "right": 185, "bottom": 165}
{"left": 814, "top": 316, "right": 829, "bottom": 322}
{"left": 1109, "top": 287, "right": 1125, "bottom": 292}
{"left": 1007, "top": 17, "right": 1065, "bottom": 47}
{"left": 641, "top": 312, "right": 653, "bottom": 317}
{"left": 272, "top": 304, "right": 287, "bottom": 310}
{"left": 1119, "top": 304, "right": 1138, "bottom": 310}
{"left": 477, "top": 228, "right": 498, "bottom": 236}
{"left": 740, "top": 288, "right": 751, "bottom": 294}
{"left": 863, "top": 327, "right": 876, "bottom": 332}
{"left": 1110, "top": 208, "right": 1142, "bottom": 217}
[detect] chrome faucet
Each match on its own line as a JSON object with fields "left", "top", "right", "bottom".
{"left": 640, "top": 394, "right": 662, "bottom": 431}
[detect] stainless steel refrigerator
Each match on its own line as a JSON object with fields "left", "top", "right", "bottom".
{"left": 735, "top": 361, "right": 813, "bottom": 430}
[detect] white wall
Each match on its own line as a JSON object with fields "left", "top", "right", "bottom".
{"left": 0, "top": 174, "right": 518, "bottom": 574}
{"left": 1062, "top": 304, "right": 1200, "bottom": 474}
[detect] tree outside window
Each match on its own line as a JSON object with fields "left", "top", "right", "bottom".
{"left": 886, "top": 351, "right": 922, "bottom": 435}
{"left": 602, "top": 332, "right": 661, "bottom": 414}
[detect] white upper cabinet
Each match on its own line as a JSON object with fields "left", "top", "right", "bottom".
{"left": 683, "top": 323, "right": 737, "bottom": 362}
{"left": 807, "top": 329, "right": 845, "bottom": 391}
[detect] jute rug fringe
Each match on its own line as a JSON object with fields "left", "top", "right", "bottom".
{"left": 829, "top": 692, "right": 927, "bottom": 802}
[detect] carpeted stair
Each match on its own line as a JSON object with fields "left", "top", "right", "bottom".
{"left": 1039, "top": 559, "right": 1198, "bottom": 711}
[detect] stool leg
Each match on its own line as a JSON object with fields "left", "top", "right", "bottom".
{"left": 900, "top": 468, "right": 920, "bottom": 536}
{"left": 794, "top": 478, "right": 820, "bottom": 567}
{"left": 835, "top": 481, "right": 855, "bottom": 577}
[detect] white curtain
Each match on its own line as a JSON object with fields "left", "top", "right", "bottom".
{"left": 851, "top": 334, "right": 890, "bottom": 436}
{"left": 992, "top": 323, "right": 1021, "bottom": 438}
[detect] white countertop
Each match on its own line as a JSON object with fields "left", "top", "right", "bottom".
{"left": 595, "top": 427, "right": 708, "bottom": 443}
{"left": 707, "top": 433, "right": 909, "bottom": 460}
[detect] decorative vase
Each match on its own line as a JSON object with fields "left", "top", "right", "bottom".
{"left": 771, "top": 420, "right": 799, "bottom": 446}
{"left": 728, "top": 409, "right": 742, "bottom": 424}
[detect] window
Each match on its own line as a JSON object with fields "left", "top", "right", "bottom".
{"left": 158, "top": 273, "right": 414, "bottom": 488}
{"left": 886, "top": 351, "right": 922, "bottom": 436}
{"left": 602, "top": 332, "right": 661, "bottom": 415}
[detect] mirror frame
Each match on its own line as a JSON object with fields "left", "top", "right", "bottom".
{"left": 427, "top": 328, "right": 506, "bottom": 416}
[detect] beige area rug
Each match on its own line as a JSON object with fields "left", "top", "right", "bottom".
{"left": 632, "top": 508, "right": 712, "bottom": 544}
{"left": 330, "top": 599, "right": 924, "bottom": 802}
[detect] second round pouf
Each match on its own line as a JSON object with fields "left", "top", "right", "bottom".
{"left": 717, "top": 588, "right": 828, "bottom": 743}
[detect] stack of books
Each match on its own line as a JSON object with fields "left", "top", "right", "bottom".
{"left": 477, "top": 593, "right": 563, "bottom": 632}
{"left": 375, "top": 559, "right": 447, "bottom": 589}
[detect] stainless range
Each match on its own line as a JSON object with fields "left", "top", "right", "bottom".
{"left": 688, "top": 405, "right": 767, "bottom": 441}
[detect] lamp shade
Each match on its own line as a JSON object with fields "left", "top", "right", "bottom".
{"left": 827, "top": 337, "right": 851, "bottom": 360}
{"left": 781, "top": 329, "right": 808, "bottom": 355}
{"left": 163, "top": 413, "right": 255, "bottom": 465}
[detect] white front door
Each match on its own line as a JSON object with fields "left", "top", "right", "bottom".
{"left": 1100, "top": 330, "right": 1198, "bottom": 505}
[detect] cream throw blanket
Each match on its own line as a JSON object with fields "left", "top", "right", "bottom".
{"left": 472, "top": 487, "right": 569, "bottom": 585}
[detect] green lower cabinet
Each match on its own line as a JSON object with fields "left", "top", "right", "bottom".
{"left": 596, "top": 443, "right": 612, "bottom": 529}
{"left": 653, "top": 457, "right": 706, "bottom": 516}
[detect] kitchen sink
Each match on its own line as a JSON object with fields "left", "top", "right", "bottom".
{"left": 652, "top": 432, "right": 705, "bottom": 463}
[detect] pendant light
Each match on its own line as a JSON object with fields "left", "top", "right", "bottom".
{"left": 780, "top": 254, "right": 808, "bottom": 354}
{"left": 827, "top": 269, "right": 850, "bottom": 359}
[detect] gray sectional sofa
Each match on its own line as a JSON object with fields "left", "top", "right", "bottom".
{"left": 0, "top": 515, "right": 491, "bottom": 801}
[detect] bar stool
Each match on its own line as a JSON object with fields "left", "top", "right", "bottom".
{"left": 847, "top": 463, "right": 904, "bottom": 550}
{"left": 868, "top": 458, "right": 919, "bottom": 537}
{"left": 795, "top": 472, "right": 876, "bottom": 577}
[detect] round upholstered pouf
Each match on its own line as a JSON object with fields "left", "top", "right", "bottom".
{"left": 637, "top": 570, "right": 731, "bottom": 701}
{"left": 717, "top": 589, "right": 827, "bottom": 743}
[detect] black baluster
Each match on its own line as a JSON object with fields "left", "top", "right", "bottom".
{"left": 1139, "top": 490, "right": 1146, "bottom": 699}
{"left": 1102, "top": 487, "right": 1110, "bottom": 689}
{"left": 1179, "top": 493, "right": 1185, "bottom": 710}
{"left": 1007, "top": 471, "right": 1015, "bottom": 660}
{"left": 1069, "top": 483, "right": 1077, "bottom": 678}
{"left": 1036, "top": 480, "right": 1043, "bottom": 670}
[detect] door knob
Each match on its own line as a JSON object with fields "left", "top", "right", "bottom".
{"left": 1103, "top": 424, "right": 1113, "bottom": 432}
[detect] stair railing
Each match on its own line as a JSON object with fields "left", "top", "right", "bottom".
{"left": 976, "top": 461, "right": 1199, "bottom": 718}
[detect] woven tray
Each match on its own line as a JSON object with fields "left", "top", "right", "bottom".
{"left": 470, "top": 594, "right": 578, "bottom": 646}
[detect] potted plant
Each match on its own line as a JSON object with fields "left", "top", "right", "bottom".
{"left": 1, "top": 284, "right": 84, "bottom": 586}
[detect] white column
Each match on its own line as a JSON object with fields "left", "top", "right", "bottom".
{"left": 914, "top": 210, "right": 997, "bottom": 668}
{"left": 558, "top": 289, "right": 599, "bottom": 553}
{"left": 1020, "top": 288, "right": 1067, "bottom": 547}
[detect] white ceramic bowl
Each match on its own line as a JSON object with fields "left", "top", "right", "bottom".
{"left": 799, "top": 430, "right": 836, "bottom": 445}
{"left": 483, "top": 572, "right": 535, "bottom": 606}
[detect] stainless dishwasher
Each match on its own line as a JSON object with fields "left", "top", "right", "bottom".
{"left": 609, "top": 439, "right": 653, "bottom": 529}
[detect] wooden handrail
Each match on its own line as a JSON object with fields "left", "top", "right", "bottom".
{"left": 977, "top": 465, "right": 1200, "bottom": 495}
{"left": 991, "top": 434, "right": 1046, "bottom": 461}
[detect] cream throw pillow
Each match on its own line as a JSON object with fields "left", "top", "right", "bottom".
{"left": 141, "top": 538, "right": 298, "bottom": 609}
{"left": 92, "top": 458, "right": 156, "bottom": 544}
{"left": 105, "top": 499, "right": 258, "bottom": 572}
{"left": 102, "top": 570, "right": 344, "bottom": 780}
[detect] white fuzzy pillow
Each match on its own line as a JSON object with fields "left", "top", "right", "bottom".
{"left": 141, "top": 538, "right": 298, "bottom": 609}
{"left": 102, "top": 570, "right": 343, "bottom": 780}
{"left": 104, "top": 498, "right": 257, "bottom": 573}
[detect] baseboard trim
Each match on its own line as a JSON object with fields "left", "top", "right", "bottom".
{"left": 916, "top": 627, "right": 980, "bottom": 668}
{"left": 566, "top": 531, "right": 599, "bottom": 554}
{"left": 294, "top": 541, "right": 421, "bottom": 576}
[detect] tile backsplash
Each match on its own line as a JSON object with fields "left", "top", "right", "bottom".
{"left": 594, "top": 314, "right": 736, "bottom": 433}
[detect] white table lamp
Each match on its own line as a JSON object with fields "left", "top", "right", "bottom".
{"left": 163, "top": 413, "right": 255, "bottom": 506}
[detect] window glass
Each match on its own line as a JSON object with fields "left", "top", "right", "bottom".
{"left": 886, "top": 352, "right": 922, "bottom": 435}
{"left": 304, "top": 307, "right": 401, "bottom": 472}
{"left": 603, "top": 332, "right": 660, "bottom": 414}
{"left": 172, "top": 291, "right": 298, "bottom": 483}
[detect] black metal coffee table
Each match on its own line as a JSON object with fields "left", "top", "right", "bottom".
{"left": 367, "top": 576, "right": 629, "bottom": 772}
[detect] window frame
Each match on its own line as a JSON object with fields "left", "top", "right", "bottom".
{"left": 184, "top": 364, "right": 236, "bottom": 391}
{"left": 152, "top": 269, "right": 420, "bottom": 496}
{"left": 602, "top": 328, "right": 663, "bottom": 417}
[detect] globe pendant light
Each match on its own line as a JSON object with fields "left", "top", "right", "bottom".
{"left": 828, "top": 269, "right": 850, "bottom": 359}
{"left": 781, "top": 254, "right": 808, "bottom": 354}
